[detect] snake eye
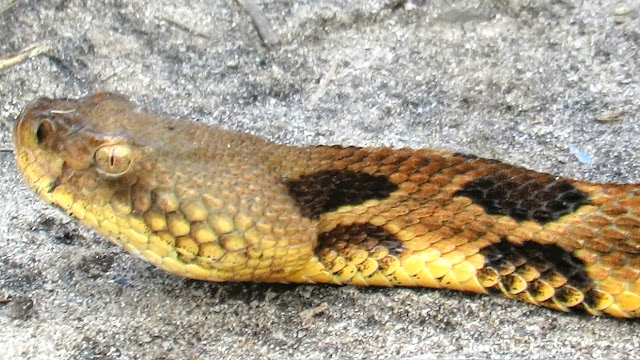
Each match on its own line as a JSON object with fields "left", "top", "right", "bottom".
{"left": 35, "top": 119, "right": 54, "bottom": 145}
{"left": 94, "top": 144, "right": 133, "bottom": 175}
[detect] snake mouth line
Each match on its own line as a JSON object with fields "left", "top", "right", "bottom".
{"left": 29, "top": 168, "right": 61, "bottom": 205}
{"left": 45, "top": 177, "right": 60, "bottom": 194}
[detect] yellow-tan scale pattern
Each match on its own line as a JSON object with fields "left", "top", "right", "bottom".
{"left": 12, "top": 92, "right": 640, "bottom": 318}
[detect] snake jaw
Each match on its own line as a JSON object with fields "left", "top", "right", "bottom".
{"left": 14, "top": 145, "right": 63, "bottom": 205}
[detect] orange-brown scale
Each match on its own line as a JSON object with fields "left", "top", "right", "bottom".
{"left": 12, "top": 92, "right": 640, "bottom": 318}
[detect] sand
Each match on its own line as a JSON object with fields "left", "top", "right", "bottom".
{"left": 1, "top": 1, "right": 639, "bottom": 359}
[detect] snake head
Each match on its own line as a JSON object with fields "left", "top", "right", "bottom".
{"left": 14, "top": 92, "right": 319, "bottom": 282}
{"left": 13, "top": 92, "right": 140, "bottom": 206}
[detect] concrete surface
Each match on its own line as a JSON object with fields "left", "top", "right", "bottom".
{"left": 1, "top": 0, "right": 640, "bottom": 359}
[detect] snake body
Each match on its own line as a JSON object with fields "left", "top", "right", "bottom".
{"left": 13, "top": 92, "right": 640, "bottom": 318}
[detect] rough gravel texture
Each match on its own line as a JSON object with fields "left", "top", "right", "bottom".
{"left": 1, "top": 1, "right": 640, "bottom": 359}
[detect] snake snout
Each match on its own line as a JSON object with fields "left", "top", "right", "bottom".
{"left": 13, "top": 97, "right": 74, "bottom": 202}
{"left": 13, "top": 97, "right": 49, "bottom": 149}
{"left": 13, "top": 96, "right": 81, "bottom": 151}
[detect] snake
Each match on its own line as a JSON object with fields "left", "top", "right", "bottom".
{"left": 12, "top": 92, "right": 640, "bottom": 318}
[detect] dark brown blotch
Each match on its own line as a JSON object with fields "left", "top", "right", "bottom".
{"left": 487, "top": 286, "right": 504, "bottom": 296}
{"left": 584, "top": 289, "right": 609, "bottom": 310}
{"left": 554, "top": 286, "right": 583, "bottom": 306}
{"left": 453, "top": 152, "right": 478, "bottom": 160}
{"left": 527, "top": 280, "right": 545, "bottom": 298}
{"left": 285, "top": 170, "right": 398, "bottom": 219}
{"left": 316, "top": 223, "right": 403, "bottom": 257}
{"left": 480, "top": 238, "right": 593, "bottom": 291}
{"left": 454, "top": 169, "right": 590, "bottom": 224}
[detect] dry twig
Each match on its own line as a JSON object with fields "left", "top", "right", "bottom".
{"left": 307, "top": 58, "right": 339, "bottom": 110}
{"left": 1, "top": 0, "right": 19, "bottom": 14}
{"left": 235, "top": 0, "right": 278, "bottom": 46}
{"left": 0, "top": 42, "right": 50, "bottom": 72}
{"left": 161, "top": 13, "right": 210, "bottom": 38}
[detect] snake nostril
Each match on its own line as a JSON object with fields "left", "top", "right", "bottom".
{"left": 35, "top": 119, "right": 53, "bottom": 145}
